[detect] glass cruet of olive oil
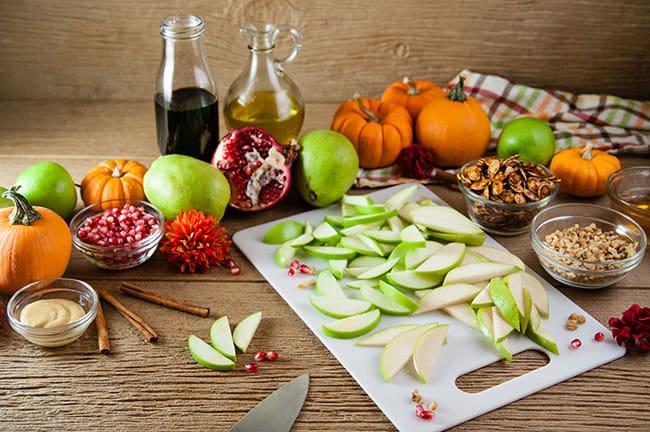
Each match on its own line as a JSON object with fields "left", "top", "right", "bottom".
{"left": 223, "top": 22, "right": 305, "bottom": 144}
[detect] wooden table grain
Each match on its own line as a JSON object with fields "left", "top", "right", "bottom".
{"left": 0, "top": 101, "right": 648, "bottom": 431}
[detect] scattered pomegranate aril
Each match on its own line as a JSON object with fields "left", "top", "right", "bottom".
{"left": 290, "top": 259, "right": 301, "bottom": 269}
{"left": 570, "top": 338, "right": 582, "bottom": 350}
{"left": 300, "top": 264, "right": 315, "bottom": 275}
{"left": 287, "top": 267, "right": 297, "bottom": 277}
{"left": 415, "top": 404, "right": 425, "bottom": 415}
{"left": 224, "top": 257, "right": 237, "bottom": 268}
{"left": 244, "top": 363, "right": 259, "bottom": 373}
{"left": 254, "top": 351, "right": 267, "bottom": 362}
{"left": 594, "top": 331, "right": 605, "bottom": 342}
{"left": 230, "top": 266, "right": 241, "bottom": 275}
{"left": 265, "top": 351, "right": 278, "bottom": 361}
{"left": 415, "top": 404, "right": 434, "bottom": 420}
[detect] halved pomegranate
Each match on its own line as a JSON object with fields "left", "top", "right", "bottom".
{"left": 211, "top": 127, "right": 299, "bottom": 212}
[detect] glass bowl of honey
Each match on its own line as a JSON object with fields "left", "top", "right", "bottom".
{"left": 607, "top": 166, "right": 650, "bottom": 235}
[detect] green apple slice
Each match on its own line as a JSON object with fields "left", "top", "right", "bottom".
{"left": 413, "top": 288, "right": 434, "bottom": 299}
{"left": 526, "top": 306, "right": 559, "bottom": 355}
{"left": 345, "top": 266, "right": 372, "bottom": 277}
{"left": 384, "top": 184, "right": 418, "bottom": 211}
{"left": 387, "top": 242, "right": 415, "bottom": 263}
{"left": 475, "top": 307, "right": 513, "bottom": 361}
{"left": 354, "top": 204, "right": 387, "bottom": 215}
{"left": 459, "top": 249, "right": 487, "bottom": 265}
{"left": 360, "top": 286, "right": 411, "bottom": 315}
{"left": 210, "top": 316, "right": 236, "bottom": 361}
{"left": 275, "top": 243, "right": 298, "bottom": 267}
{"left": 364, "top": 229, "right": 401, "bottom": 244}
{"left": 357, "top": 257, "right": 400, "bottom": 279}
{"left": 520, "top": 271, "right": 550, "bottom": 318}
{"left": 304, "top": 245, "right": 357, "bottom": 260}
{"left": 400, "top": 224, "right": 426, "bottom": 248}
{"left": 379, "top": 322, "right": 439, "bottom": 382}
{"left": 262, "top": 220, "right": 304, "bottom": 244}
{"left": 232, "top": 311, "right": 262, "bottom": 353}
{"left": 308, "top": 295, "right": 372, "bottom": 319}
{"left": 489, "top": 278, "right": 520, "bottom": 331}
{"left": 339, "top": 221, "right": 383, "bottom": 237}
{"left": 410, "top": 205, "right": 483, "bottom": 235}
{"left": 470, "top": 282, "right": 493, "bottom": 309}
{"left": 287, "top": 232, "right": 314, "bottom": 247}
{"left": 443, "top": 262, "right": 518, "bottom": 286}
{"left": 304, "top": 219, "right": 314, "bottom": 234}
{"left": 387, "top": 215, "right": 405, "bottom": 232}
{"left": 340, "top": 236, "right": 384, "bottom": 257}
{"left": 328, "top": 259, "right": 347, "bottom": 279}
{"left": 322, "top": 309, "right": 381, "bottom": 339}
{"left": 404, "top": 241, "right": 443, "bottom": 270}
{"left": 342, "top": 193, "right": 373, "bottom": 207}
{"left": 397, "top": 201, "right": 421, "bottom": 222}
{"left": 348, "top": 256, "right": 386, "bottom": 268}
{"left": 324, "top": 214, "right": 344, "bottom": 228}
{"left": 386, "top": 270, "right": 443, "bottom": 290}
{"left": 379, "top": 281, "right": 418, "bottom": 312}
{"left": 346, "top": 279, "right": 380, "bottom": 290}
{"left": 356, "top": 323, "right": 421, "bottom": 347}
{"left": 315, "top": 270, "right": 347, "bottom": 298}
{"left": 313, "top": 221, "right": 340, "bottom": 243}
{"left": 415, "top": 242, "right": 466, "bottom": 275}
{"left": 412, "top": 324, "right": 449, "bottom": 383}
{"left": 468, "top": 245, "right": 526, "bottom": 270}
{"left": 504, "top": 272, "right": 532, "bottom": 333}
{"left": 414, "top": 283, "right": 481, "bottom": 314}
{"left": 442, "top": 303, "right": 478, "bottom": 329}
{"left": 188, "top": 335, "right": 236, "bottom": 370}
{"left": 426, "top": 230, "right": 486, "bottom": 246}
{"left": 492, "top": 306, "right": 514, "bottom": 342}
{"left": 341, "top": 209, "right": 397, "bottom": 227}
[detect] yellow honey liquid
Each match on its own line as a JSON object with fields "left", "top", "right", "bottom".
{"left": 224, "top": 91, "right": 305, "bottom": 144}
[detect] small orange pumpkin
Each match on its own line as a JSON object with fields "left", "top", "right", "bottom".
{"left": 415, "top": 76, "right": 491, "bottom": 168}
{"left": 381, "top": 77, "right": 445, "bottom": 120}
{"left": 549, "top": 143, "right": 621, "bottom": 197}
{"left": 81, "top": 159, "right": 148, "bottom": 208}
{"left": 0, "top": 187, "right": 72, "bottom": 296}
{"left": 331, "top": 94, "right": 413, "bottom": 168}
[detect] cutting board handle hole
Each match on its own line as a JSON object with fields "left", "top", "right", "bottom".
{"left": 455, "top": 349, "right": 550, "bottom": 394}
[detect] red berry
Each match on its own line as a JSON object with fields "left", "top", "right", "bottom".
{"left": 570, "top": 338, "right": 582, "bottom": 350}
{"left": 244, "top": 363, "right": 258, "bottom": 373}
{"left": 594, "top": 332, "right": 605, "bottom": 342}
{"left": 265, "top": 351, "right": 278, "bottom": 361}
{"left": 287, "top": 267, "right": 297, "bottom": 277}
{"left": 254, "top": 351, "right": 267, "bottom": 362}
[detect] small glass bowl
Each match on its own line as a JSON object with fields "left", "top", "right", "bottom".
{"left": 7, "top": 278, "right": 98, "bottom": 347}
{"left": 607, "top": 166, "right": 650, "bottom": 235}
{"left": 530, "top": 203, "right": 646, "bottom": 289}
{"left": 70, "top": 199, "right": 164, "bottom": 270}
{"left": 457, "top": 161, "right": 559, "bottom": 236}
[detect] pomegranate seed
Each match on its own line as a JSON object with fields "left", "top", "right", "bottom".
{"left": 570, "top": 338, "right": 582, "bottom": 350}
{"left": 415, "top": 404, "right": 425, "bottom": 415}
{"left": 287, "top": 267, "right": 297, "bottom": 277}
{"left": 594, "top": 332, "right": 605, "bottom": 342}
{"left": 224, "top": 258, "right": 237, "bottom": 268}
{"left": 418, "top": 410, "right": 434, "bottom": 420}
{"left": 299, "top": 264, "right": 312, "bottom": 275}
{"left": 254, "top": 351, "right": 267, "bottom": 362}
{"left": 265, "top": 351, "right": 278, "bottom": 361}
{"left": 244, "top": 363, "right": 258, "bottom": 373}
{"left": 231, "top": 266, "right": 241, "bottom": 275}
{"left": 290, "top": 259, "right": 301, "bottom": 269}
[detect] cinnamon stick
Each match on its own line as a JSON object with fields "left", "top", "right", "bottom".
{"left": 95, "top": 298, "right": 111, "bottom": 354}
{"left": 119, "top": 282, "right": 210, "bottom": 317}
{"left": 99, "top": 289, "right": 158, "bottom": 342}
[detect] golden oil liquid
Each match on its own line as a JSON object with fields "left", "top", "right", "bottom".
{"left": 613, "top": 190, "right": 650, "bottom": 234}
{"left": 224, "top": 91, "right": 305, "bottom": 144}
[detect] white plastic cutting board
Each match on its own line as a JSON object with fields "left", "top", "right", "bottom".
{"left": 233, "top": 184, "right": 625, "bottom": 431}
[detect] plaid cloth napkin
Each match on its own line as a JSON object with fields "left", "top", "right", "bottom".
{"left": 356, "top": 69, "right": 650, "bottom": 188}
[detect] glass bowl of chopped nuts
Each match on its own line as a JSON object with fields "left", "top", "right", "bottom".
{"left": 70, "top": 200, "right": 165, "bottom": 270}
{"left": 457, "top": 156, "right": 560, "bottom": 236}
{"left": 530, "top": 203, "right": 646, "bottom": 289}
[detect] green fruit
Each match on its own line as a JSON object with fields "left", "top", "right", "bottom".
{"left": 294, "top": 130, "right": 359, "bottom": 207}
{"left": 143, "top": 154, "right": 230, "bottom": 220}
{"left": 497, "top": 117, "right": 556, "bottom": 165}
{"left": 14, "top": 161, "right": 77, "bottom": 219}
{"left": 262, "top": 220, "right": 304, "bottom": 244}
{"left": 0, "top": 187, "right": 12, "bottom": 208}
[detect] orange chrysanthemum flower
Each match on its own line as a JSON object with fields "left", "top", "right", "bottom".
{"left": 159, "top": 210, "right": 232, "bottom": 273}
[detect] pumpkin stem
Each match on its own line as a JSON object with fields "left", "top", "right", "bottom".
{"left": 353, "top": 93, "right": 380, "bottom": 123}
{"left": 1, "top": 186, "right": 42, "bottom": 226}
{"left": 448, "top": 75, "right": 468, "bottom": 102}
{"left": 111, "top": 165, "right": 123, "bottom": 178}
{"left": 403, "top": 77, "right": 421, "bottom": 96}
{"left": 581, "top": 142, "right": 595, "bottom": 161}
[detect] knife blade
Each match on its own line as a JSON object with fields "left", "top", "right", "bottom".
{"left": 228, "top": 373, "right": 309, "bottom": 432}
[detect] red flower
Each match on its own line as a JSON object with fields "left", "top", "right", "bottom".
{"left": 608, "top": 304, "right": 650, "bottom": 351}
{"left": 396, "top": 144, "right": 436, "bottom": 180}
{"left": 159, "top": 210, "right": 232, "bottom": 274}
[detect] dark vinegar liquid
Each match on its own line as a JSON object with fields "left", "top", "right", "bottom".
{"left": 155, "top": 87, "right": 219, "bottom": 162}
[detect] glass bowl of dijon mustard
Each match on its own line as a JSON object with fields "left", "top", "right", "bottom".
{"left": 7, "top": 278, "right": 98, "bottom": 347}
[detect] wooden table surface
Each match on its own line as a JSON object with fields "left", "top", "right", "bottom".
{"left": 0, "top": 101, "right": 648, "bottom": 431}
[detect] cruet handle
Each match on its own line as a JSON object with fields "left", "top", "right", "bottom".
{"left": 272, "top": 25, "right": 302, "bottom": 69}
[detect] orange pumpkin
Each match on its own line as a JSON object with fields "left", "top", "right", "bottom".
{"left": 381, "top": 77, "right": 445, "bottom": 120}
{"left": 415, "top": 76, "right": 491, "bottom": 168}
{"left": 0, "top": 187, "right": 72, "bottom": 296}
{"left": 331, "top": 94, "right": 413, "bottom": 168}
{"left": 549, "top": 143, "right": 621, "bottom": 197}
{"left": 81, "top": 159, "right": 148, "bottom": 208}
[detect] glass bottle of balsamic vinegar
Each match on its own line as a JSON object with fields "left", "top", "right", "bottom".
{"left": 223, "top": 23, "right": 304, "bottom": 144}
{"left": 154, "top": 14, "right": 219, "bottom": 162}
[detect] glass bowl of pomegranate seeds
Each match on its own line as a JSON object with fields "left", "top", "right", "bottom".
{"left": 70, "top": 200, "right": 164, "bottom": 270}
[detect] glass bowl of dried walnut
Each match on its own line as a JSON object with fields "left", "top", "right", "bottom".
{"left": 530, "top": 203, "right": 646, "bottom": 289}
{"left": 457, "top": 155, "right": 560, "bottom": 236}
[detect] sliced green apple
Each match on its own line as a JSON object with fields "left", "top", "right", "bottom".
{"left": 324, "top": 214, "right": 344, "bottom": 228}
{"left": 341, "top": 209, "right": 397, "bottom": 227}
{"left": 322, "top": 309, "right": 381, "bottom": 339}
{"left": 364, "top": 229, "right": 401, "bottom": 244}
{"left": 459, "top": 249, "right": 487, "bottom": 265}
{"left": 400, "top": 224, "right": 426, "bottom": 248}
{"left": 470, "top": 282, "right": 493, "bottom": 309}
{"left": 346, "top": 279, "right": 380, "bottom": 290}
{"left": 348, "top": 255, "right": 386, "bottom": 268}
{"left": 360, "top": 285, "right": 412, "bottom": 315}
{"left": 404, "top": 241, "right": 443, "bottom": 270}
{"left": 386, "top": 270, "right": 443, "bottom": 290}
{"left": 475, "top": 307, "right": 513, "bottom": 361}
{"left": 275, "top": 242, "right": 298, "bottom": 267}
{"left": 526, "top": 306, "right": 559, "bottom": 355}
{"left": 503, "top": 272, "right": 532, "bottom": 333}
{"left": 387, "top": 215, "right": 406, "bottom": 232}
{"left": 262, "top": 220, "right": 304, "bottom": 244}
{"left": 491, "top": 306, "right": 515, "bottom": 342}
{"left": 410, "top": 205, "right": 483, "bottom": 236}
{"left": 312, "top": 221, "right": 339, "bottom": 243}
{"left": 383, "top": 184, "right": 418, "bottom": 211}
{"left": 520, "top": 271, "right": 550, "bottom": 318}
{"left": 415, "top": 242, "right": 466, "bottom": 275}
{"left": 442, "top": 303, "right": 478, "bottom": 329}
{"left": 443, "top": 262, "right": 518, "bottom": 286}
{"left": 210, "top": 316, "right": 236, "bottom": 361}
{"left": 308, "top": 295, "right": 373, "bottom": 319}
{"left": 188, "top": 335, "right": 236, "bottom": 370}
{"left": 303, "top": 245, "right": 357, "bottom": 260}
{"left": 354, "top": 203, "right": 387, "bottom": 215}
{"left": 426, "top": 230, "right": 486, "bottom": 246}
{"left": 342, "top": 193, "right": 373, "bottom": 207}
{"left": 315, "top": 270, "right": 347, "bottom": 298}
{"left": 468, "top": 245, "right": 526, "bottom": 270}
{"left": 357, "top": 257, "right": 400, "bottom": 279}
{"left": 379, "top": 323, "right": 439, "bottom": 382}
{"left": 489, "top": 278, "right": 520, "bottom": 331}
{"left": 356, "top": 323, "right": 421, "bottom": 347}
{"left": 328, "top": 259, "right": 347, "bottom": 279}
{"left": 340, "top": 235, "right": 384, "bottom": 257}
{"left": 339, "top": 221, "right": 383, "bottom": 237}
{"left": 412, "top": 324, "right": 449, "bottom": 383}
{"left": 413, "top": 288, "right": 434, "bottom": 299}
{"left": 387, "top": 242, "right": 415, "bottom": 263}
{"left": 379, "top": 280, "right": 418, "bottom": 312}
{"left": 287, "top": 232, "right": 314, "bottom": 247}
{"left": 345, "top": 266, "right": 372, "bottom": 278}
{"left": 232, "top": 311, "right": 262, "bottom": 353}
{"left": 414, "top": 283, "right": 481, "bottom": 314}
